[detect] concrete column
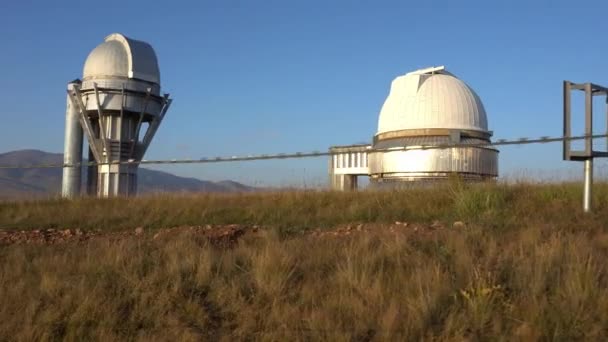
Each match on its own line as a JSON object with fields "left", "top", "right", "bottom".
{"left": 329, "top": 148, "right": 363, "bottom": 191}
{"left": 330, "top": 174, "right": 358, "bottom": 191}
{"left": 95, "top": 114, "right": 140, "bottom": 197}
{"left": 101, "top": 164, "right": 138, "bottom": 197}
{"left": 61, "top": 83, "right": 83, "bottom": 198}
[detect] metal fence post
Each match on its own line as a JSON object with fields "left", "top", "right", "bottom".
{"left": 583, "top": 159, "right": 593, "bottom": 213}
{"left": 563, "top": 81, "right": 608, "bottom": 213}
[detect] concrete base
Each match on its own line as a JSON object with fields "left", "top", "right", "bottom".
{"left": 97, "top": 169, "right": 137, "bottom": 197}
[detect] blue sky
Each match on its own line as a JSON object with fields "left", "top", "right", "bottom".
{"left": 1, "top": 0, "right": 608, "bottom": 185}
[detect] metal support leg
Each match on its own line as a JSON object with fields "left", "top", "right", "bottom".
{"left": 87, "top": 147, "right": 98, "bottom": 196}
{"left": 68, "top": 85, "right": 103, "bottom": 163}
{"left": 130, "top": 89, "right": 151, "bottom": 159}
{"left": 583, "top": 158, "right": 593, "bottom": 213}
{"left": 139, "top": 96, "right": 171, "bottom": 159}
{"left": 93, "top": 83, "right": 110, "bottom": 162}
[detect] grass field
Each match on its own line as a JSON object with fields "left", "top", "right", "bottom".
{"left": 2, "top": 181, "right": 608, "bottom": 340}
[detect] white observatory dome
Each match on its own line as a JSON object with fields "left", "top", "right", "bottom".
{"left": 377, "top": 66, "right": 488, "bottom": 135}
{"left": 328, "top": 66, "right": 498, "bottom": 191}
{"left": 82, "top": 33, "right": 160, "bottom": 85}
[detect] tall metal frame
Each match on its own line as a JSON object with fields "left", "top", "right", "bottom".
{"left": 563, "top": 81, "right": 608, "bottom": 212}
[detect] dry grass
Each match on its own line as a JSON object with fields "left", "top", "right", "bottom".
{"left": 2, "top": 181, "right": 608, "bottom": 340}
{"left": 2, "top": 181, "right": 608, "bottom": 234}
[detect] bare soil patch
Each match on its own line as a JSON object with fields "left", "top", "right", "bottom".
{"left": 0, "top": 224, "right": 257, "bottom": 248}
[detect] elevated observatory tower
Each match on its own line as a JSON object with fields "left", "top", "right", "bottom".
{"left": 62, "top": 33, "right": 171, "bottom": 198}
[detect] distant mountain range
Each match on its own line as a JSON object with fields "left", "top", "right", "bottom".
{"left": 0, "top": 150, "right": 254, "bottom": 199}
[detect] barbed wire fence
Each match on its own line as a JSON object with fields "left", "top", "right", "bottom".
{"left": 0, "top": 133, "right": 606, "bottom": 170}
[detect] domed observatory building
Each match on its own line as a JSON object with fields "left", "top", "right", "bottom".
{"left": 62, "top": 33, "right": 171, "bottom": 198}
{"left": 329, "top": 66, "right": 498, "bottom": 190}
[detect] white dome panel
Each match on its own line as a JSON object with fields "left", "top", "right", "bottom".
{"left": 377, "top": 68, "right": 488, "bottom": 135}
{"left": 82, "top": 33, "right": 160, "bottom": 85}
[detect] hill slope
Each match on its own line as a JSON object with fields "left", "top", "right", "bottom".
{"left": 0, "top": 150, "right": 253, "bottom": 198}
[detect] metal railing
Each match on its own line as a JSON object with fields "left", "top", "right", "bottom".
{"left": 0, "top": 133, "right": 606, "bottom": 170}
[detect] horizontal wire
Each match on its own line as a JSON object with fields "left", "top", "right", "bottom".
{"left": 0, "top": 133, "right": 607, "bottom": 170}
